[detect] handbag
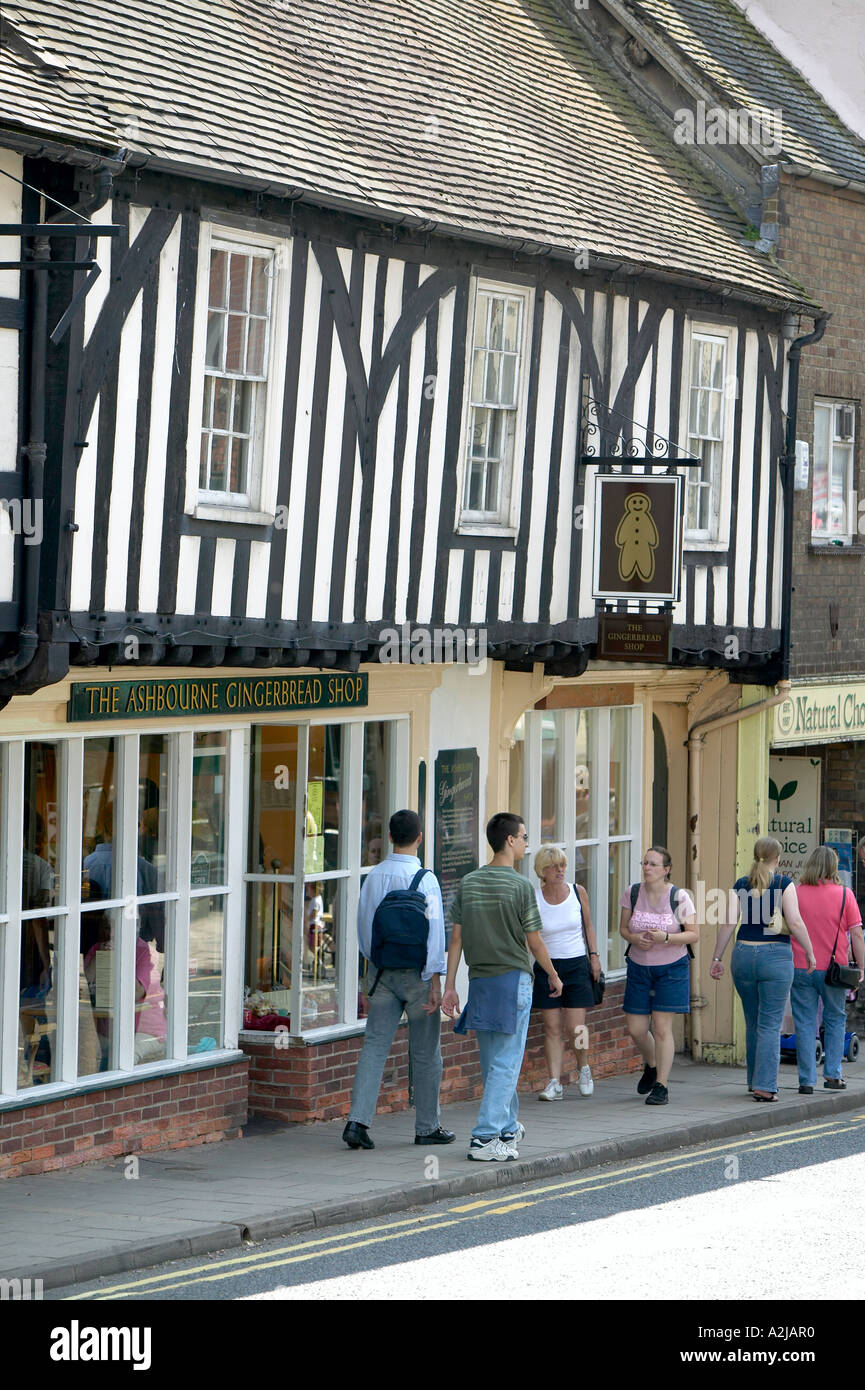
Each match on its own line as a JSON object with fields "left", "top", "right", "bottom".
{"left": 763, "top": 880, "right": 789, "bottom": 935}
{"left": 824, "top": 889, "right": 861, "bottom": 989}
{"left": 590, "top": 968, "right": 606, "bottom": 1006}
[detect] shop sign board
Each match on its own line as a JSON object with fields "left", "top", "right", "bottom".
{"left": 773, "top": 681, "right": 865, "bottom": 746}
{"left": 592, "top": 474, "right": 683, "bottom": 602}
{"left": 768, "top": 755, "right": 821, "bottom": 880}
{"left": 434, "top": 748, "right": 480, "bottom": 924}
{"left": 68, "top": 673, "right": 368, "bottom": 722}
{"left": 597, "top": 612, "right": 671, "bottom": 663}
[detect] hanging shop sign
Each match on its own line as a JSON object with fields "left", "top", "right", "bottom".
{"left": 773, "top": 680, "right": 865, "bottom": 746}
{"left": 768, "top": 755, "right": 821, "bottom": 880}
{"left": 434, "top": 748, "right": 480, "bottom": 924}
{"left": 592, "top": 474, "right": 683, "bottom": 602}
{"left": 68, "top": 673, "right": 369, "bottom": 722}
{"left": 597, "top": 612, "right": 672, "bottom": 663}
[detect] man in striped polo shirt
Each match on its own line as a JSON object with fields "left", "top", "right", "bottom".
{"left": 442, "top": 812, "right": 563, "bottom": 1161}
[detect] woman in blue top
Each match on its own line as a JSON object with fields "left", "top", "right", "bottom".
{"left": 709, "top": 837, "right": 815, "bottom": 1102}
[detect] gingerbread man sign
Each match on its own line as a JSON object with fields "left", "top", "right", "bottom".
{"left": 614, "top": 492, "right": 658, "bottom": 583}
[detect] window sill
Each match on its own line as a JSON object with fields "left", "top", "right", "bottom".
{"left": 240, "top": 1022, "right": 368, "bottom": 1047}
{"left": 455, "top": 524, "right": 517, "bottom": 541}
{"left": 0, "top": 1049, "right": 245, "bottom": 1112}
{"left": 808, "top": 542, "right": 865, "bottom": 556}
{"left": 193, "top": 504, "right": 275, "bottom": 527}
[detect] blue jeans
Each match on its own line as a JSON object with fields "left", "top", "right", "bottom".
{"left": 790, "top": 968, "right": 849, "bottom": 1085}
{"left": 473, "top": 972, "right": 533, "bottom": 1140}
{"left": 348, "top": 968, "right": 442, "bottom": 1134}
{"left": 731, "top": 942, "right": 793, "bottom": 1094}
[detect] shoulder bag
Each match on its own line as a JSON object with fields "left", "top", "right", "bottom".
{"left": 824, "top": 888, "right": 860, "bottom": 989}
{"left": 574, "top": 883, "right": 605, "bottom": 1004}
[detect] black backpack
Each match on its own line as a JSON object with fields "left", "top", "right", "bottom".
{"left": 626, "top": 883, "right": 695, "bottom": 960}
{"left": 368, "top": 868, "right": 430, "bottom": 995}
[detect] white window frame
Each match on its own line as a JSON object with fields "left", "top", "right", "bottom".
{"left": 185, "top": 222, "right": 291, "bottom": 525}
{"left": 680, "top": 322, "right": 736, "bottom": 549}
{"left": 243, "top": 715, "right": 410, "bottom": 1041}
{"left": 811, "top": 398, "right": 856, "bottom": 545}
{"left": 0, "top": 728, "right": 244, "bottom": 1108}
{"left": 455, "top": 277, "right": 534, "bottom": 537}
{"left": 513, "top": 705, "right": 642, "bottom": 978}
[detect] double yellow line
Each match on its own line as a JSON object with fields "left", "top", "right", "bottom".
{"left": 71, "top": 1113, "right": 865, "bottom": 1300}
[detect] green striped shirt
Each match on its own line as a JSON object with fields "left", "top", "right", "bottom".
{"left": 449, "top": 866, "right": 542, "bottom": 979}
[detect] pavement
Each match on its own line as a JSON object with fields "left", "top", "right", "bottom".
{"left": 3, "top": 1058, "right": 865, "bottom": 1291}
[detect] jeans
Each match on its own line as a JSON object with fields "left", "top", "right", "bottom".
{"left": 790, "top": 968, "right": 849, "bottom": 1085}
{"left": 473, "top": 972, "right": 533, "bottom": 1140}
{"left": 731, "top": 942, "right": 793, "bottom": 1093}
{"left": 349, "top": 968, "right": 442, "bottom": 1134}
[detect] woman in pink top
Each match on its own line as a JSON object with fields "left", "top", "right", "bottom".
{"left": 791, "top": 846, "right": 864, "bottom": 1094}
{"left": 619, "top": 847, "right": 698, "bottom": 1107}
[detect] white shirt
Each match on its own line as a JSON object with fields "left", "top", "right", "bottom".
{"left": 357, "top": 853, "right": 446, "bottom": 981}
{"left": 535, "top": 884, "right": 586, "bottom": 959}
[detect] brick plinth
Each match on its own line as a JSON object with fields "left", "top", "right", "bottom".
{"left": 242, "top": 979, "right": 640, "bottom": 1123}
{"left": 0, "top": 1059, "right": 248, "bottom": 1179}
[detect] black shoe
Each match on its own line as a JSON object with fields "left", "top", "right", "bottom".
{"left": 637, "top": 1064, "right": 658, "bottom": 1095}
{"left": 415, "top": 1127, "right": 455, "bottom": 1145}
{"left": 343, "top": 1121, "right": 374, "bottom": 1149}
{"left": 824, "top": 1078, "right": 847, "bottom": 1091}
{"left": 798, "top": 1085, "right": 814, "bottom": 1095}
{"left": 645, "top": 1082, "right": 668, "bottom": 1106}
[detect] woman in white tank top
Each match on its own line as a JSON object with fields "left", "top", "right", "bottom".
{"left": 532, "top": 844, "right": 601, "bottom": 1100}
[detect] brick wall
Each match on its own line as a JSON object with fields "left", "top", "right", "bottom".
{"left": 0, "top": 1059, "right": 248, "bottom": 1180}
{"left": 243, "top": 979, "right": 642, "bottom": 1123}
{"left": 778, "top": 179, "right": 865, "bottom": 677}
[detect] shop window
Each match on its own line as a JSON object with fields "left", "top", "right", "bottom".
{"left": 244, "top": 718, "right": 406, "bottom": 1036}
{"left": 812, "top": 399, "right": 856, "bottom": 543}
{"left": 513, "top": 705, "right": 641, "bottom": 976}
{"left": 3, "top": 727, "right": 238, "bottom": 1103}
{"left": 18, "top": 743, "right": 61, "bottom": 1089}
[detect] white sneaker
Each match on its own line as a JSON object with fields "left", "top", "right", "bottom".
{"left": 501, "top": 1122, "right": 525, "bottom": 1145}
{"left": 578, "top": 1065, "right": 594, "bottom": 1096}
{"left": 538, "top": 1079, "right": 563, "bottom": 1102}
{"left": 467, "top": 1136, "right": 518, "bottom": 1162}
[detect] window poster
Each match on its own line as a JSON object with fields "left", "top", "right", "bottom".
{"left": 434, "top": 748, "right": 480, "bottom": 926}
{"left": 305, "top": 780, "right": 324, "bottom": 875}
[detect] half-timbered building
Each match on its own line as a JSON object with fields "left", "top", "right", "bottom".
{"left": 0, "top": 0, "right": 823, "bottom": 1172}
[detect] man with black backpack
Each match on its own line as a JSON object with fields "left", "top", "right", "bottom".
{"left": 342, "top": 809, "right": 453, "bottom": 1150}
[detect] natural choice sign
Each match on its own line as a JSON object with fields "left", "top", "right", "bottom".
{"left": 68, "top": 674, "right": 369, "bottom": 722}
{"left": 768, "top": 755, "right": 821, "bottom": 880}
{"left": 773, "top": 682, "right": 865, "bottom": 746}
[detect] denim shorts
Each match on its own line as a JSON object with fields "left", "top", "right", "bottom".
{"left": 623, "top": 955, "right": 690, "bottom": 1015}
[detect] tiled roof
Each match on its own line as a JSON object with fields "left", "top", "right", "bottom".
{"left": 631, "top": 0, "right": 865, "bottom": 186}
{"left": 0, "top": 29, "right": 119, "bottom": 148}
{"left": 0, "top": 0, "right": 815, "bottom": 307}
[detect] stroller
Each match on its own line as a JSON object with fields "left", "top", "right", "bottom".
{"left": 780, "top": 988, "right": 860, "bottom": 1065}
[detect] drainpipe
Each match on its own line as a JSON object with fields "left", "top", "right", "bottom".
{"left": 780, "top": 314, "right": 829, "bottom": 681}
{"left": 685, "top": 679, "right": 791, "bottom": 1059}
{"left": 0, "top": 166, "right": 116, "bottom": 680}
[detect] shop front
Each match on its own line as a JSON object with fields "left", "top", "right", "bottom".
{"left": 771, "top": 678, "right": 865, "bottom": 1040}
{"left": 0, "top": 665, "right": 430, "bottom": 1172}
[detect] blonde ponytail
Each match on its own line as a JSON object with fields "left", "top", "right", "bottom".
{"left": 748, "top": 836, "right": 782, "bottom": 894}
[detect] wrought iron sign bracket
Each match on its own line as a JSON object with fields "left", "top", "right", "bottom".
{"left": 579, "top": 398, "right": 702, "bottom": 471}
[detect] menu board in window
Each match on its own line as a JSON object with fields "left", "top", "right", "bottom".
{"left": 434, "top": 748, "right": 480, "bottom": 924}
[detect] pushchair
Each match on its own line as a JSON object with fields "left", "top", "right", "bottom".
{"left": 779, "top": 988, "right": 859, "bottom": 1064}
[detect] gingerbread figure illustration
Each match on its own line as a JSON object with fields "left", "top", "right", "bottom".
{"left": 615, "top": 492, "right": 658, "bottom": 582}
